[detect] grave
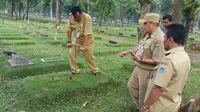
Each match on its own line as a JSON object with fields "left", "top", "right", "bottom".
{"left": 131, "top": 34, "right": 136, "bottom": 37}
{"left": 40, "top": 34, "right": 48, "bottom": 37}
{"left": 3, "top": 48, "right": 17, "bottom": 55}
{"left": 119, "top": 33, "right": 123, "bottom": 36}
{"left": 100, "top": 30, "right": 104, "bottom": 33}
{"left": 40, "top": 57, "right": 65, "bottom": 62}
{"left": 8, "top": 54, "right": 33, "bottom": 66}
{"left": 108, "top": 40, "right": 117, "bottom": 44}
{"left": 189, "top": 38, "right": 195, "bottom": 41}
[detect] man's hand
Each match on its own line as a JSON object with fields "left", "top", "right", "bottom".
{"left": 79, "top": 46, "right": 86, "bottom": 51}
{"left": 131, "top": 53, "right": 140, "bottom": 61}
{"left": 65, "top": 43, "right": 73, "bottom": 48}
{"left": 117, "top": 51, "right": 128, "bottom": 57}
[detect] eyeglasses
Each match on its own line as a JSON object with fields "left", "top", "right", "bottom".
{"left": 144, "top": 22, "right": 148, "bottom": 25}
{"left": 144, "top": 21, "right": 154, "bottom": 25}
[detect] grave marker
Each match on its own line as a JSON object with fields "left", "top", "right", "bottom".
{"left": 108, "top": 40, "right": 117, "bottom": 44}
{"left": 3, "top": 48, "right": 17, "bottom": 55}
{"left": 8, "top": 54, "right": 33, "bottom": 66}
{"left": 119, "top": 33, "right": 123, "bottom": 36}
{"left": 40, "top": 57, "right": 65, "bottom": 62}
{"left": 40, "top": 34, "right": 48, "bottom": 37}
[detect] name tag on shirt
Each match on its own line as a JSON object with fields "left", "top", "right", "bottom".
{"left": 76, "top": 32, "right": 80, "bottom": 38}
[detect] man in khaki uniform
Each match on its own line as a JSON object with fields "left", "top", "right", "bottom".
{"left": 65, "top": 6, "right": 100, "bottom": 76}
{"left": 118, "top": 13, "right": 165, "bottom": 111}
{"left": 141, "top": 24, "right": 191, "bottom": 112}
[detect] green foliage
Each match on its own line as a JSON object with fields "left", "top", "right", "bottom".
{"left": 183, "top": 0, "right": 200, "bottom": 17}
{"left": 158, "top": 0, "right": 172, "bottom": 15}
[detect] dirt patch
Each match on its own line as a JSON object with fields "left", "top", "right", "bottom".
{"left": 188, "top": 53, "right": 200, "bottom": 62}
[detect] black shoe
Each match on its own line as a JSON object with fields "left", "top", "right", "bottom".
{"left": 135, "top": 109, "right": 140, "bottom": 112}
{"left": 68, "top": 72, "right": 75, "bottom": 76}
{"left": 93, "top": 72, "right": 101, "bottom": 76}
{"left": 67, "top": 72, "right": 76, "bottom": 81}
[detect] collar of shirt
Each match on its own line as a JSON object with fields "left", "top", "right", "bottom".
{"left": 150, "top": 27, "right": 161, "bottom": 38}
{"left": 165, "top": 47, "right": 184, "bottom": 55}
{"left": 145, "top": 27, "right": 161, "bottom": 40}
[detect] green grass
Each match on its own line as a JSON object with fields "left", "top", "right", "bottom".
{"left": 1, "top": 40, "right": 35, "bottom": 45}
{"left": 0, "top": 18, "right": 200, "bottom": 112}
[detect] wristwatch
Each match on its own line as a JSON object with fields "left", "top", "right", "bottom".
{"left": 142, "top": 104, "right": 149, "bottom": 110}
{"left": 140, "top": 58, "right": 143, "bottom": 64}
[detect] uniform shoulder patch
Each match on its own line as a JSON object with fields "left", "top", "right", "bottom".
{"left": 159, "top": 66, "right": 166, "bottom": 73}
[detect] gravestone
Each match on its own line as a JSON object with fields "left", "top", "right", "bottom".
{"left": 3, "top": 48, "right": 17, "bottom": 55}
{"left": 189, "top": 38, "right": 195, "bottom": 41}
{"left": 40, "top": 34, "right": 48, "bottom": 37}
{"left": 119, "top": 33, "right": 123, "bottom": 36}
{"left": 100, "top": 30, "right": 104, "bottom": 33}
{"left": 8, "top": 54, "right": 33, "bottom": 66}
{"left": 108, "top": 40, "right": 117, "bottom": 44}
{"left": 131, "top": 34, "right": 136, "bottom": 37}
{"left": 54, "top": 32, "right": 58, "bottom": 40}
{"left": 40, "top": 57, "right": 65, "bottom": 62}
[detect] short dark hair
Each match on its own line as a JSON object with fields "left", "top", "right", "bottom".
{"left": 166, "top": 24, "right": 186, "bottom": 46}
{"left": 71, "top": 6, "right": 82, "bottom": 16}
{"left": 162, "top": 14, "right": 173, "bottom": 21}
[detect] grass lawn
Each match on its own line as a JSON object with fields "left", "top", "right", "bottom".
{"left": 0, "top": 18, "right": 200, "bottom": 112}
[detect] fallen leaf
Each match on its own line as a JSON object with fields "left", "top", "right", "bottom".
{"left": 43, "top": 87, "right": 48, "bottom": 91}
{"left": 82, "top": 101, "right": 88, "bottom": 108}
{"left": 114, "top": 89, "right": 117, "bottom": 96}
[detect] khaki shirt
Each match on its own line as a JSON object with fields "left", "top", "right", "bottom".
{"left": 66, "top": 12, "right": 94, "bottom": 46}
{"left": 135, "top": 28, "right": 165, "bottom": 70}
{"left": 145, "top": 47, "right": 191, "bottom": 112}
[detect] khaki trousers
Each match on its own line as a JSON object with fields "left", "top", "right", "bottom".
{"left": 69, "top": 44, "right": 98, "bottom": 73}
{"left": 127, "top": 66, "right": 154, "bottom": 108}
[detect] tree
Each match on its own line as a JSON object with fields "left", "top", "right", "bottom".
{"left": 137, "top": 0, "right": 152, "bottom": 43}
{"left": 183, "top": 0, "right": 200, "bottom": 46}
{"left": 56, "top": 0, "right": 61, "bottom": 28}
{"left": 159, "top": 0, "right": 172, "bottom": 15}
{"left": 171, "top": 0, "right": 183, "bottom": 23}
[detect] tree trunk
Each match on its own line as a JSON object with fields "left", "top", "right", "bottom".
{"left": 140, "top": 0, "right": 152, "bottom": 18}
{"left": 120, "top": 7, "right": 124, "bottom": 26}
{"left": 185, "top": 16, "right": 193, "bottom": 48}
{"left": 11, "top": 0, "right": 15, "bottom": 18}
{"left": 43, "top": 7, "right": 46, "bottom": 17}
{"left": 18, "top": 1, "right": 24, "bottom": 20}
{"left": 98, "top": 0, "right": 108, "bottom": 26}
{"left": 56, "top": 0, "right": 61, "bottom": 29}
{"left": 87, "top": 0, "right": 90, "bottom": 14}
{"left": 137, "top": 0, "right": 152, "bottom": 43}
{"left": 26, "top": 0, "right": 30, "bottom": 20}
{"left": 171, "top": 0, "right": 182, "bottom": 23}
{"left": 50, "top": 0, "right": 53, "bottom": 22}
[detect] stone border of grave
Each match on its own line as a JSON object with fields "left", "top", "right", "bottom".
{"left": 40, "top": 57, "right": 65, "bottom": 62}
{"left": 18, "top": 25, "right": 49, "bottom": 37}
{"left": 8, "top": 54, "right": 33, "bottom": 67}
{"left": 8, "top": 59, "right": 33, "bottom": 66}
